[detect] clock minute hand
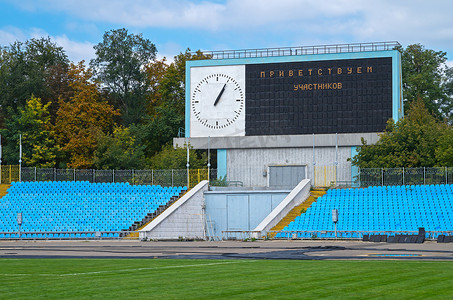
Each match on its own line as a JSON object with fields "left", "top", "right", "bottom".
{"left": 213, "top": 83, "right": 226, "bottom": 106}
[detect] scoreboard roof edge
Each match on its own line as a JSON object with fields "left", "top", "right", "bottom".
{"left": 186, "top": 49, "right": 400, "bottom": 68}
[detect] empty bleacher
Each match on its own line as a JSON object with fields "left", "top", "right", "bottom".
{"left": 278, "top": 184, "right": 453, "bottom": 239}
{"left": 0, "top": 181, "right": 186, "bottom": 238}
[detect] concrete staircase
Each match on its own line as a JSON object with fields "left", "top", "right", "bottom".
{"left": 270, "top": 188, "right": 326, "bottom": 237}
{"left": 124, "top": 190, "right": 187, "bottom": 239}
{"left": 0, "top": 184, "right": 11, "bottom": 199}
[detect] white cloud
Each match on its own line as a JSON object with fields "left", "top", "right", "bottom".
{"left": 155, "top": 41, "right": 185, "bottom": 63}
{"left": 53, "top": 35, "right": 95, "bottom": 63}
{"left": 6, "top": 0, "right": 453, "bottom": 57}
{"left": 0, "top": 27, "right": 27, "bottom": 46}
{"left": 0, "top": 26, "right": 95, "bottom": 62}
{"left": 14, "top": 0, "right": 226, "bottom": 30}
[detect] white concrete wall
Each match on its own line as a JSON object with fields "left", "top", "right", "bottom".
{"left": 139, "top": 181, "right": 208, "bottom": 240}
{"left": 252, "top": 179, "right": 311, "bottom": 238}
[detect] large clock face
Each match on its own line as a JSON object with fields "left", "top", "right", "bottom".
{"left": 190, "top": 65, "right": 245, "bottom": 137}
{"left": 191, "top": 74, "right": 244, "bottom": 129}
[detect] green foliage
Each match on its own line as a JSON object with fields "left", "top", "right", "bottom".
{"left": 0, "top": 33, "right": 214, "bottom": 170}
{"left": 158, "top": 49, "right": 211, "bottom": 115}
{"left": 90, "top": 28, "right": 157, "bottom": 126}
{"left": 93, "top": 126, "right": 146, "bottom": 170}
{"left": 141, "top": 49, "right": 211, "bottom": 157}
{"left": 0, "top": 96, "right": 59, "bottom": 167}
{"left": 149, "top": 143, "right": 207, "bottom": 169}
{"left": 210, "top": 176, "right": 228, "bottom": 187}
{"left": 136, "top": 50, "right": 211, "bottom": 155}
{"left": 0, "top": 37, "right": 69, "bottom": 117}
{"left": 55, "top": 62, "right": 119, "bottom": 169}
{"left": 351, "top": 99, "right": 452, "bottom": 168}
{"left": 139, "top": 106, "right": 185, "bottom": 157}
{"left": 19, "top": 96, "right": 60, "bottom": 168}
{"left": 435, "top": 129, "right": 453, "bottom": 166}
{"left": 399, "top": 44, "right": 453, "bottom": 122}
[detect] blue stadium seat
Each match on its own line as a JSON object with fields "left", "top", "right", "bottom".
{"left": 0, "top": 181, "right": 186, "bottom": 237}
{"left": 280, "top": 184, "right": 453, "bottom": 239}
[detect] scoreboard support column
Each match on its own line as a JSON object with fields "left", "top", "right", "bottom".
{"left": 217, "top": 149, "right": 227, "bottom": 180}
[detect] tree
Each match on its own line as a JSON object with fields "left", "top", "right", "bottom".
{"left": 55, "top": 62, "right": 119, "bottom": 169}
{"left": 144, "top": 57, "right": 169, "bottom": 114}
{"left": 435, "top": 129, "right": 453, "bottom": 166}
{"left": 93, "top": 126, "right": 146, "bottom": 170}
{"left": 442, "top": 66, "right": 453, "bottom": 123}
{"left": 351, "top": 99, "right": 452, "bottom": 168}
{"left": 0, "top": 96, "right": 59, "bottom": 167}
{"left": 0, "top": 37, "right": 69, "bottom": 117}
{"left": 140, "top": 49, "right": 211, "bottom": 157}
{"left": 158, "top": 49, "right": 211, "bottom": 117}
{"left": 90, "top": 28, "right": 157, "bottom": 125}
{"left": 149, "top": 143, "right": 207, "bottom": 170}
{"left": 399, "top": 44, "right": 453, "bottom": 122}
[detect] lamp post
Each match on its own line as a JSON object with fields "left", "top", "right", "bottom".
{"left": 207, "top": 136, "right": 211, "bottom": 184}
{"left": 19, "top": 134, "right": 22, "bottom": 182}
{"left": 186, "top": 139, "right": 190, "bottom": 188}
{"left": 0, "top": 134, "right": 2, "bottom": 184}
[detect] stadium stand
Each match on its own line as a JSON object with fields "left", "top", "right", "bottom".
{"left": 0, "top": 181, "right": 187, "bottom": 238}
{"left": 277, "top": 184, "right": 453, "bottom": 239}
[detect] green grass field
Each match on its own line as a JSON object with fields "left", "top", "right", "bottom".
{"left": 0, "top": 259, "right": 452, "bottom": 299}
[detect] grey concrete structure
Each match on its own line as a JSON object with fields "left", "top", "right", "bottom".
{"left": 174, "top": 132, "right": 379, "bottom": 149}
{"left": 225, "top": 147, "right": 353, "bottom": 187}
{"left": 174, "top": 133, "right": 369, "bottom": 187}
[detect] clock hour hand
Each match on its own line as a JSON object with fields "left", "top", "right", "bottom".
{"left": 213, "top": 83, "right": 226, "bottom": 106}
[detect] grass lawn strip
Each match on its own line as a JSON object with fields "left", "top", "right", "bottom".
{"left": 0, "top": 259, "right": 452, "bottom": 299}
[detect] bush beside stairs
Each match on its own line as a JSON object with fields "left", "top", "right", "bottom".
{"left": 0, "top": 184, "right": 11, "bottom": 199}
{"left": 269, "top": 188, "right": 326, "bottom": 238}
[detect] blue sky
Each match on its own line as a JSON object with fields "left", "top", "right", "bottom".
{"left": 1, "top": 0, "right": 453, "bottom": 65}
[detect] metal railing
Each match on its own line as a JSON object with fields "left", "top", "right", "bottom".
{"left": 221, "top": 230, "right": 453, "bottom": 241}
{"left": 8, "top": 167, "right": 216, "bottom": 187}
{"left": 359, "top": 167, "right": 453, "bottom": 187}
{"left": 0, "top": 230, "right": 137, "bottom": 240}
{"left": 194, "top": 41, "right": 401, "bottom": 60}
{"left": 1, "top": 165, "right": 453, "bottom": 188}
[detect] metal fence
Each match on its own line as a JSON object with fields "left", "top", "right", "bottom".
{"left": 359, "top": 167, "right": 453, "bottom": 187}
{"left": 1, "top": 165, "right": 453, "bottom": 188}
{"left": 12, "top": 167, "right": 217, "bottom": 187}
{"left": 0, "top": 165, "right": 20, "bottom": 184}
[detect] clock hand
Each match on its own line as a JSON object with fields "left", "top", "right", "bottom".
{"left": 213, "top": 83, "right": 226, "bottom": 106}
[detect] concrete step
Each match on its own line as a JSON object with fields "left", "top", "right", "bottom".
{"left": 269, "top": 189, "right": 327, "bottom": 236}
{"left": 125, "top": 189, "right": 188, "bottom": 238}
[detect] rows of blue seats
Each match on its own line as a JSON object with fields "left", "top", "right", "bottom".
{"left": 277, "top": 184, "right": 453, "bottom": 238}
{"left": 0, "top": 181, "right": 187, "bottom": 236}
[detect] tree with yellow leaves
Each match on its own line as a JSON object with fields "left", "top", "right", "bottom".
{"left": 0, "top": 95, "right": 60, "bottom": 168}
{"left": 55, "top": 62, "right": 119, "bottom": 169}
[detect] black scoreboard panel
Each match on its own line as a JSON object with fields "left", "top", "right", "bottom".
{"left": 245, "top": 57, "right": 393, "bottom": 135}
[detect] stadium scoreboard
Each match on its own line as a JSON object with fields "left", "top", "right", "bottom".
{"left": 187, "top": 48, "right": 402, "bottom": 138}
